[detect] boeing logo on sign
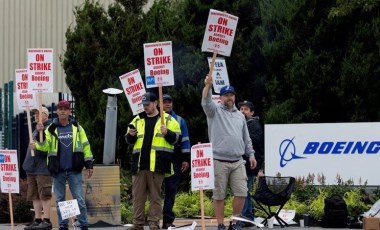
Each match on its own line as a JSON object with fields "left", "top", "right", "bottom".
{"left": 0, "top": 154, "right": 4, "bottom": 163}
{"left": 146, "top": 76, "right": 155, "bottom": 85}
{"left": 279, "top": 137, "right": 305, "bottom": 168}
{"left": 304, "top": 141, "right": 380, "bottom": 154}
{"left": 278, "top": 137, "right": 380, "bottom": 167}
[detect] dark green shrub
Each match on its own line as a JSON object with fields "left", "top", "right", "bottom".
{"left": 13, "top": 199, "right": 33, "bottom": 223}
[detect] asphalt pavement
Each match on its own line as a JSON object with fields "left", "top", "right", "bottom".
{"left": 0, "top": 218, "right": 348, "bottom": 230}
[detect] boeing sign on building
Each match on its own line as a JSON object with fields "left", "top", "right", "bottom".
{"left": 265, "top": 122, "right": 380, "bottom": 185}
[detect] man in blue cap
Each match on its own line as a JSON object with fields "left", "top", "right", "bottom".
{"left": 201, "top": 76, "right": 257, "bottom": 230}
{"left": 161, "top": 94, "right": 191, "bottom": 229}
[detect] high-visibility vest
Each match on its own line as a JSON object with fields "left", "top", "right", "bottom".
{"left": 130, "top": 113, "right": 181, "bottom": 173}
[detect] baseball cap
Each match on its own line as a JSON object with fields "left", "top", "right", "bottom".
{"left": 57, "top": 100, "right": 71, "bottom": 109}
{"left": 163, "top": 94, "right": 172, "bottom": 101}
{"left": 32, "top": 106, "right": 49, "bottom": 116}
{"left": 238, "top": 100, "right": 254, "bottom": 111}
{"left": 141, "top": 92, "right": 157, "bottom": 105}
{"left": 220, "top": 85, "right": 236, "bottom": 96}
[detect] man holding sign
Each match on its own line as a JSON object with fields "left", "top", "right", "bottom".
{"left": 31, "top": 100, "right": 93, "bottom": 230}
{"left": 22, "top": 107, "right": 52, "bottom": 230}
{"left": 125, "top": 92, "right": 181, "bottom": 230}
{"left": 201, "top": 76, "right": 256, "bottom": 230}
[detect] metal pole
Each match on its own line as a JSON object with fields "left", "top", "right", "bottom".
{"left": 103, "top": 94, "right": 118, "bottom": 165}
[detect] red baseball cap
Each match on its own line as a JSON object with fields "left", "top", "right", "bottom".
{"left": 57, "top": 100, "right": 71, "bottom": 109}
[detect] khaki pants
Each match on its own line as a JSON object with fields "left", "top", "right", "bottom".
{"left": 132, "top": 170, "right": 165, "bottom": 227}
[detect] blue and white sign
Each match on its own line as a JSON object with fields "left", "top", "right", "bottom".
{"left": 265, "top": 123, "right": 380, "bottom": 185}
{"left": 207, "top": 57, "right": 229, "bottom": 94}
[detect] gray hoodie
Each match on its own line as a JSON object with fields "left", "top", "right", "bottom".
{"left": 201, "top": 88, "right": 255, "bottom": 161}
{"left": 22, "top": 119, "right": 52, "bottom": 175}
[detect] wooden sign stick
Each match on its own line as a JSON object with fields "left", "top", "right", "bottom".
{"left": 203, "top": 51, "right": 217, "bottom": 98}
{"left": 200, "top": 189, "right": 206, "bottom": 230}
{"left": 208, "top": 51, "right": 217, "bottom": 79}
{"left": 38, "top": 92, "right": 43, "bottom": 142}
{"left": 159, "top": 84, "right": 164, "bottom": 125}
{"left": 9, "top": 193, "right": 14, "bottom": 230}
{"left": 26, "top": 108, "right": 35, "bottom": 156}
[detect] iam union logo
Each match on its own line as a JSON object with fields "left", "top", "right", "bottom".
{"left": 279, "top": 137, "right": 305, "bottom": 167}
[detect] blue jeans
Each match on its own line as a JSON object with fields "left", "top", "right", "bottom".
{"left": 53, "top": 170, "right": 88, "bottom": 228}
{"left": 162, "top": 162, "right": 181, "bottom": 224}
{"left": 242, "top": 175, "right": 255, "bottom": 220}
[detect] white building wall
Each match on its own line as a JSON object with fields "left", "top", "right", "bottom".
{"left": 0, "top": 0, "right": 118, "bottom": 94}
{"left": 1, "top": 0, "right": 156, "bottom": 113}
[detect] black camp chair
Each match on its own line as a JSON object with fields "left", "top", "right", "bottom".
{"left": 252, "top": 176, "right": 296, "bottom": 228}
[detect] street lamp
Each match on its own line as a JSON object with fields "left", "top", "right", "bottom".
{"left": 102, "top": 88, "right": 122, "bottom": 165}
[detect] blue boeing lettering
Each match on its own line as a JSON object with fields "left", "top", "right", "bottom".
{"left": 303, "top": 141, "right": 380, "bottom": 154}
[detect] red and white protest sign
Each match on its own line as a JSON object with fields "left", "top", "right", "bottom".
{"left": 0, "top": 150, "right": 20, "bottom": 193}
{"left": 143, "top": 41, "right": 174, "bottom": 88}
{"left": 207, "top": 57, "right": 230, "bottom": 93}
{"left": 191, "top": 143, "right": 214, "bottom": 191}
{"left": 201, "top": 9, "right": 239, "bottom": 56}
{"left": 119, "top": 69, "right": 146, "bottom": 115}
{"left": 15, "top": 69, "right": 37, "bottom": 110}
{"left": 27, "top": 48, "right": 54, "bottom": 93}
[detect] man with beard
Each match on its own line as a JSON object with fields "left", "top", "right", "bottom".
{"left": 201, "top": 75, "right": 257, "bottom": 230}
{"left": 125, "top": 92, "right": 181, "bottom": 230}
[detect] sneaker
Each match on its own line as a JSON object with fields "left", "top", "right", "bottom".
{"left": 128, "top": 225, "right": 144, "bottom": 230}
{"left": 229, "top": 223, "right": 242, "bottom": 230}
{"left": 58, "top": 227, "right": 69, "bottom": 230}
{"left": 81, "top": 226, "right": 89, "bottom": 230}
{"left": 162, "top": 222, "right": 175, "bottom": 229}
{"left": 24, "top": 219, "right": 42, "bottom": 230}
{"left": 33, "top": 220, "right": 52, "bottom": 229}
{"left": 217, "top": 223, "right": 226, "bottom": 230}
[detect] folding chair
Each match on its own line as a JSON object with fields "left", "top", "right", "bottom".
{"left": 252, "top": 176, "right": 296, "bottom": 228}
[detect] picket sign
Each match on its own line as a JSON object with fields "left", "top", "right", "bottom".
{"left": 0, "top": 149, "right": 20, "bottom": 230}
{"left": 119, "top": 69, "right": 146, "bottom": 115}
{"left": 201, "top": 9, "right": 238, "bottom": 96}
{"left": 27, "top": 48, "right": 54, "bottom": 142}
{"left": 143, "top": 41, "right": 175, "bottom": 124}
{"left": 191, "top": 143, "right": 215, "bottom": 230}
{"left": 15, "top": 69, "right": 37, "bottom": 156}
{"left": 58, "top": 199, "right": 80, "bottom": 220}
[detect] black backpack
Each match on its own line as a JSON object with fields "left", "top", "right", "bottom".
{"left": 321, "top": 194, "right": 348, "bottom": 228}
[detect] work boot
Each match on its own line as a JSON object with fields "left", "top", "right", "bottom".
{"left": 33, "top": 220, "right": 52, "bottom": 230}
{"left": 217, "top": 223, "right": 226, "bottom": 230}
{"left": 24, "top": 219, "right": 42, "bottom": 230}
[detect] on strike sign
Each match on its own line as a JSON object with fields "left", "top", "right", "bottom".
{"left": 191, "top": 143, "right": 214, "bottom": 191}
{"left": 0, "top": 150, "right": 19, "bottom": 193}
{"left": 119, "top": 69, "right": 146, "bottom": 115}
{"left": 201, "top": 9, "right": 239, "bottom": 56}
{"left": 15, "top": 69, "right": 37, "bottom": 110}
{"left": 27, "top": 48, "right": 54, "bottom": 93}
{"left": 143, "top": 41, "right": 174, "bottom": 88}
